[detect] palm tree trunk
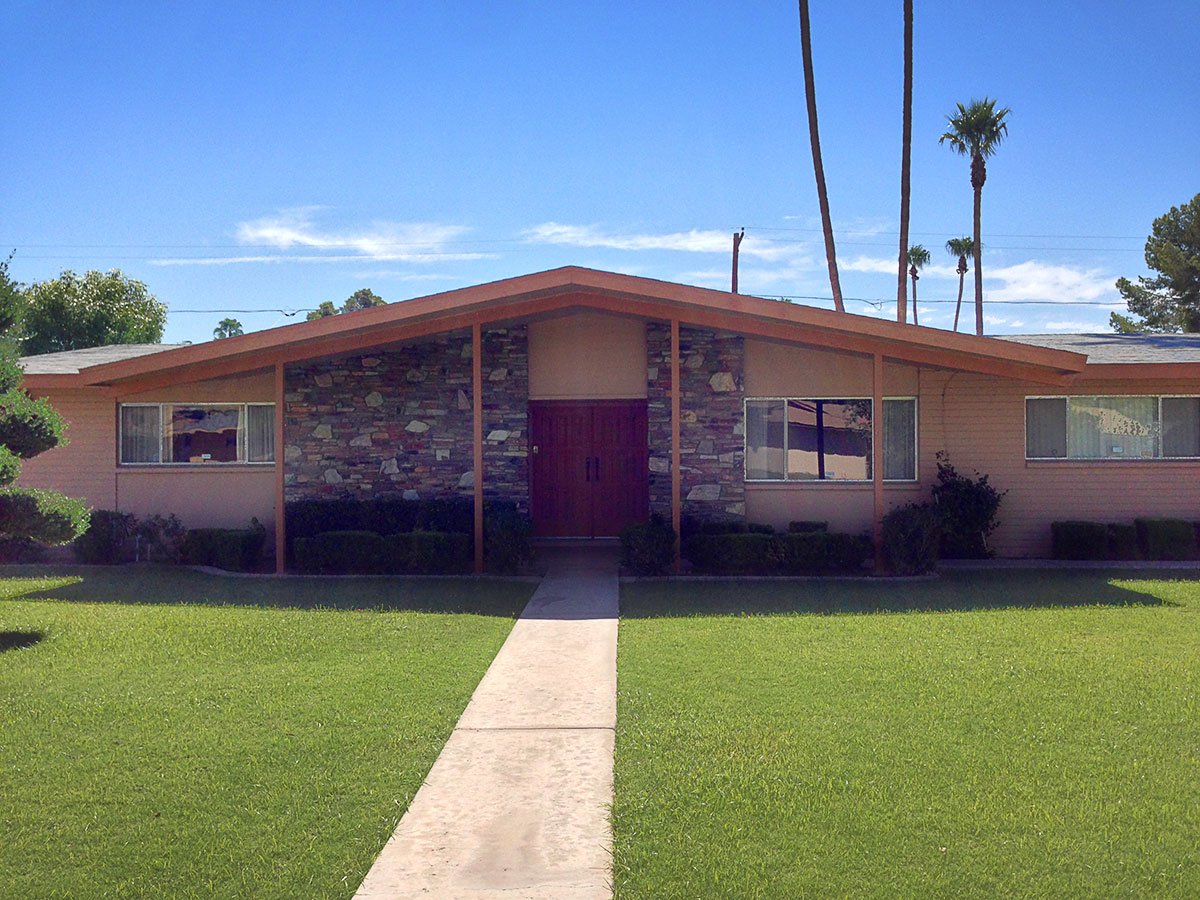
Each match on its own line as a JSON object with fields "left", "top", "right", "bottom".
{"left": 910, "top": 269, "right": 919, "bottom": 325}
{"left": 971, "top": 153, "right": 986, "bottom": 336}
{"left": 897, "top": 0, "right": 913, "bottom": 323}
{"left": 799, "top": 0, "right": 844, "bottom": 313}
{"left": 953, "top": 267, "right": 965, "bottom": 331}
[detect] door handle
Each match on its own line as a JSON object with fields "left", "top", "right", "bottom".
{"left": 585, "top": 457, "right": 592, "bottom": 482}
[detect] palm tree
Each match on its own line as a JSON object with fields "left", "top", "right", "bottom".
{"left": 212, "top": 318, "right": 244, "bottom": 340}
{"left": 939, "top": 98, "right": 1010, "bottom": 335}
{"left": 945, "top": 236, "right": 974, "bottom": 332}
{"left": 897, "top": 0, "right": 914, "bottom": 323}
{"left": 907, "top": 245, "right": 930, "bottom": 326}
{"left": 798, "top": 0, "right": 844, "bottom": 313}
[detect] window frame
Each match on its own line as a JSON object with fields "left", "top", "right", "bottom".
{"left": 743, "top": 395, "right": 919, "bottom": 483}
{"left": 1024, "top": 394, "right": 1200, "bottom": 461}
{"left": 118, "top": 402, "right": 276, "bottom": 466}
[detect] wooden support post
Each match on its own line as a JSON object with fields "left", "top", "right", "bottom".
{"left": 274, "top": 362, "right": 286, "bottom": 574}
{"left": 671, "top": 319, "right": 682, "bottom": 570}
{"left": 473, "top": 323, "right": 484, "bottom": 575}
{"left": 872, "top": 352, "right": 885, "bottom": 573}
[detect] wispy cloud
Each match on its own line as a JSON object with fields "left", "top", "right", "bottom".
{"left": 842, "top": 255, "right": 958, "bottom": 278}
{"left": 524, "top": 222, "right": 807, "bottom": 263}
{"left": 152, "top": 208, "right": 493, "bottom": 266}
{"left": 1044, "top": 320, "right": 1100, "bottom": 332}
{"left": 985, "top": 261, "right": 1119, "bottom": 306}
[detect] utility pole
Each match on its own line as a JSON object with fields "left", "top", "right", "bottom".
{"left": 731, "top": 228, "right": 745, "bottom": 294}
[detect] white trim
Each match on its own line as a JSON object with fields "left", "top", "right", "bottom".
{"left": 743, "top": 396, "right": 919, "bottom": 483}
{"left": 118, "top": 402, "right": 276, "bottom": 466}
{"left": 1024, "top": 394, "right": 1200, "bottom": 461}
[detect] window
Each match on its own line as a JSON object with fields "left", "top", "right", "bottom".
{"left": 1026, "top": 396, "right": 1200, "bottom": 459}
{"left": 744, "top": 397, "right": 917, "bottom": 481}
{"left": 119, "top": 403, "right": 275, "bottom": 464}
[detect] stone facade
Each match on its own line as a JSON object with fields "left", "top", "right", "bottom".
{"left": 646, "top": 323, "right": 746, "bottom": 522}
{"left": 282, "top": 326, "right": 529, "bottom": 509}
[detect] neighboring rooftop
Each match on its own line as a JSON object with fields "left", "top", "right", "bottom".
{"left": 19, "top": 343, "right": 189, "bottom": 375}
{"left": 1000, "top": 333, "right": 1200, "bottom": 365}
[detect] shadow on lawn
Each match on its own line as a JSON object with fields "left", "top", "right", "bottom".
{"left": 619, "top": 568, "right": 1193, "bottom": 618}
{"left": 0, "top": 630, "right": 44, "bottom": 652}
{"left": 0, "top": 566, "right": 531, "bottom": 617}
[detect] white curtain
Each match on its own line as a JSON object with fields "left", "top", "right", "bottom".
{"left": 1068, "top": 396, "right": 1157, "bottom": 459}
{"left": 882, "top": 399, "right": 916, "bottom": 480}
{"left": 745, "top": 400, "right": 785, "bottom": 479}
{"left": 246, "top": 405, "right": 275, "bottom": 463}
{"left": 120, "top": 406, "right": 161, "bottom": 463}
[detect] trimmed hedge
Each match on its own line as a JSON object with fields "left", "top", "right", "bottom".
{"left": 788, "top": 521, "right": 829, "bottom": 534}
{"left": 389, "top": 531, "right": 471, "bottom": 574}
{"left": 1051, "top": 521, "right": 1110, "bottom": 560}
{"left": 1051, "top": 518, "right": 1198, "bottom": 561}
{"left": 72, "top": 509, "right": 137, "bottom": 564}
{"left": 683, "top": 530, "right": 872, "bottom": 576}
{"left": 620, "top": 515, "right": 676, "bottom": 575}
{"left": 284, "top": 496, "right": 532, "bottom": 573}
{"left": 1135, "top": 517, "right": 1197, "bottom": 560}
{"left": 1107, "top": 523, "right": 1140, "bottom": 560}
{"left": 294, "top": 529, "right": 472, "bottom": 575}
{"left": 880, "top": 503, "right": 941, "bottom": 575}
{"left": 182, "top": 525, "right": 266, "bottom": 572}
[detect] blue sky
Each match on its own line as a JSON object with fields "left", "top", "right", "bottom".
{"left": 4, "top": 1, "right": 1197, "bottom": 344}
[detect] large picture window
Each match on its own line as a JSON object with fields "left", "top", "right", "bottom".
{"left": 119, "top": 403, "right": 275, "bottom": 464}
{"left": 745, "top": 397, "right": 917, "bottom": 482}
{"left": 1026, "top": 396, "right": 1200, "bottom": 459}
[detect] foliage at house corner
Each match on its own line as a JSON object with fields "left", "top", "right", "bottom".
{"left": 931, "top": 451, "right": 1006, "bottom": 558}
{"left": 18, "top": 269, "right": 167, "bottom": 355}
{"left": 0, "top": 257, "right": 89, "bottom": 544}
{"left": 1110, "top": 192, "right": 1200, "bottom": 333}
{"left": 306, "top": 288, "right": 386, "bottom": 321}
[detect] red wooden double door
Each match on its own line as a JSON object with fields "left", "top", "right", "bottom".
{"left": 529, "top": 401, "right": 649, "bottom": 538}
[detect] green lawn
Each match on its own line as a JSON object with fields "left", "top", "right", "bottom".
{"left": 0, "top": 566, "right": 532, "bottom": 900}
{"left": 614, "top": 570, "right": 1200, "bottom": 900}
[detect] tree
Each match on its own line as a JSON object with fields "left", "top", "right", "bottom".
{"left": 20, "top": 269, "right": 166, "bottom": 355}
{"left": 896, "top": 0, "right": 914, "bottom": 323}
{"left": 939, "top": 98, "right": 1010, "bottom": 336}
{"left": 306, "top": 288, "right": 386, "bottom": 322}
{"left": 0, "top": 256, "right": 89, "bottom": 546}
{"left": 1109, "top": 193, "right": 1200, "bottom": 333}
{"left": 907, "top": 244, "right": 930, "bottom": 326}
{"left": 213, "top": 318, "right": 244, "bottom": 340}
{"left": 945, "top": 236, "right": 974, "bottom": 332}
{"left": 797, "top": 0, "right": 845, "bottom": 313}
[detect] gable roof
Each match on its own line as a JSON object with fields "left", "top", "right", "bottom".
{"left": 19, "top": 343, "right": 190, "bottom": 375}
{"left": 20, "top": 267, "right": 1093, "bottom": 390}
{"left": 1001, "top": 333, "right": 1200, "bottom": 364}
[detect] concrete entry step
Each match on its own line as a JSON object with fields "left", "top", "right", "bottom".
{"left": 353, "top": 546, "right": 618, "bottom": 900}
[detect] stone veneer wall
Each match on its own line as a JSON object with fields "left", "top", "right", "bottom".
{"left": 282, "top": 326, "right": 529, "bottom": 509}
{"left": 646, "top": 323, "right": 746, "bottom": 522}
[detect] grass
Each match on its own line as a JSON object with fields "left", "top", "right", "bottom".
{"left": 614, "top": 569, "right": 1200, "bottom": 900}
{"left": 0, "top": 565, "right": 532, "bottom": 900}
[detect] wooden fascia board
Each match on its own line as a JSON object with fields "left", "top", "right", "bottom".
{"left": 91, "top": 287, "right": 1080, "bottom": 394}
{"left": 1079, "top": 362, "right": 1200, "bottom": 381}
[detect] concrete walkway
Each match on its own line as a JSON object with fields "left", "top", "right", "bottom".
{"left": 353, "top": 547, "right": 618, "bottom": 900}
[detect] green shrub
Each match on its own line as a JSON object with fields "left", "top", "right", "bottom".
{"left": 1051, "top": 521, "right": 1110, "bottom": 560}
{"left": 72, "top": 509, "right": 136, "bottom": 563}
{"left": 483, "top": 500, "right": 533, "bottom": 574}
{"left": 880, "top": 503, "right": 941, "bottom": 575}
{"left": 182, "top": 522, "right": 267, "bottom": 572}
{"left": 932, "top": 452, "right": 1007, "bottom": 558}
{"left": 293, "top": 530, "right": 386, "bottom": 574}
{"left": 0, "top": 536, "right": 47, "bottom": 563}
{"left": 1135, "top": 518, "right": 1197, "bottom": 560}
{"left": 788, "top": 521, "right": 829, "bottom": 534}
{"left": 1107, "top": 523, "right": 1140, "bottom": 560}
{"left": 620, "top": 515, "right": 676, "bottom": 575}
{"left": 0, "top": 487, "right": 90, "bottom": 546}
{"left": 386, "top": 531, "right": 471, "bottom": 574}
{"left": 285, "top": 496, "right": 477, "bottom": 560}
{"left": 0, "top": 391, "right": 66, "bottom": 459}
{"left": 684, "top": 533, "right": 780, "bottom": 575}
{"left": 135, "top": 514, "right": 187, "bottom": 563}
